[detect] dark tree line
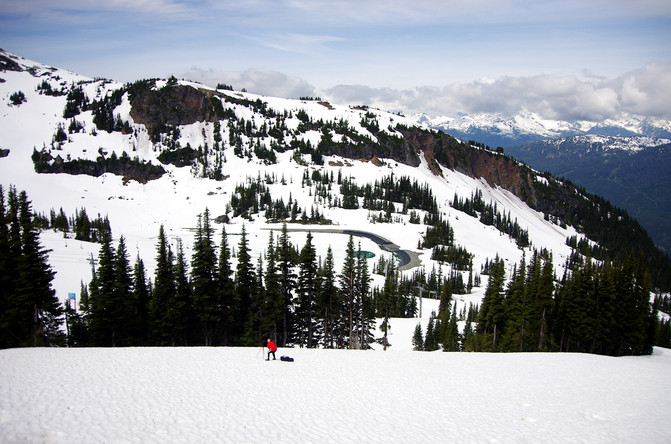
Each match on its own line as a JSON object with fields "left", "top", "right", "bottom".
{"left": 411, "top": 249, "right": 661, "bottom": 356}
{"left": 34, "top": 207, "right": 111, "bottom": 243}
{"left": 0, "top": 186, "right": 63, "bottom": 348}
{"left": 470, "top": 250, "right": 656, "bottom": 356}
{"left": 66, "top": 216, "right": 378, "bottom": 349}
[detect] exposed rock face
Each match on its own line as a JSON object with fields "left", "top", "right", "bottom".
{"left": 398, "top": 126, "right": 532, "bottom": 197}
{"left": 129, "top": 84, "right": 221, "bottom": 133}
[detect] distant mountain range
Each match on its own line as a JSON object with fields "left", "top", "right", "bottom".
{"left": 414, "top": 111, "right": 671, "bottom": 148}
{"left": 413, "top": 112, "right": 671, "bottom": 253}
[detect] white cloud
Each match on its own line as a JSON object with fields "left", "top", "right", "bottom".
{"left": 609, "top": 62, "right": 671, "bottom": 118}
{"left": 183, "top": 67, "right": 317, "bottom": 99}
{"left": 323, "top": 63, "right": 671, "bottom": 121}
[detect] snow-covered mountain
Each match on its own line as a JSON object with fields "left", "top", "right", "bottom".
{"left": 413, "top": 110, "right": 671, "bottom": 148}
{"left": 0, "top": 49, "right": 566, "bottom": 286}
{"left": 1, "top": 48, "right": 669, "bottom": 341}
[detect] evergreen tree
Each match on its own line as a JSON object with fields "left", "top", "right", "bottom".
{"left": 277, "top": 224, "right": 297, "bottom": 346}
{"left": 501, "top": 257, "right": 529, "bottom": 352}
{"left": 424, "top": 316, "right": 439, "bottom": 351}
{"left": 89, "top": 230, "right": 117, "bottom": 346}
{"left": 533, "top": 253, "right": 555, "bottom": 351}
{"left": 191, "top": 209, "right": 218, "bottom": 345}
{"left": 173, "top": 239, "right": 194, "bottom": 345}
{"left": 477, "top": 259, "right": 506, "bottom": 350}
{"left": 297, "top": 232, "right": 319, "bottom": 348}
{"left": 216, "top": 227, "right": 236, "bottom": 345}
{"left": 437, "top": 278, "right": 453, "bottom": 346}
{"left": 149, "top": 225, "right": 176, "bottom": 345}
{"left": 378, "top": 266, "right": 396, "bottom": 350}
{"left": 243, "top": 255, "right": 266, "bottom": 346}
{"left": 263, "top": 232, "right": 283, "bottom": 343}
{"left": 462, "top": 320, "right": 476, "bottom": 351}
{"left": 412, "top": 323, "right": 424, "bottom": 351}
{"left": 235, "top": 225, "right": 255, "bottom": 343}
{"left": 112, "top": 236, "right": 135, "bottom": 346}
{"left": 132, "top": 255, "right": 150, "bottom": 345}
{"left": 443, "top": 302, "right": 460, "bottom": 351}
{"left": 355, "top": 243, "right": 374, "bottom": 349}
{"left": 339, "top": 235, "right": 357, "bottom": 348}
{"left": 0, "top": 186, "right": 10, "bottom": 347}
{"left": 4, "top": 189, "right": 62, "bottom": 347}
{"left": 556, "top": 259, "right": 597, "bottom": 352}
{"left": 318, "top": 246, "right": 339, "bottom": 348}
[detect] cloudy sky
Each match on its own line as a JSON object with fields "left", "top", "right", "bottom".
{"left": 2, "top": 0, "right": 670, "bottom": 120}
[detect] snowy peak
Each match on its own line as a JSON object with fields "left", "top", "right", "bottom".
{"left": 413, "top": 110, "right": 671, "bottom": 147}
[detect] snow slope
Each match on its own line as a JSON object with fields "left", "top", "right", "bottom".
{"left": 0, "top": 50, "right": 578, "bottom": 311}
{"left": 1, "top": 345, "right": 671, "bottom": 443}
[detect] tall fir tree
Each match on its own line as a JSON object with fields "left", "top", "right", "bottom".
{"left": 243, "top": 255, "right": 266, "bottom": 346}
{"left": 216, "top": 227, "right": 236, "bottom": 345}
{"left": 297, "top": 232, "right": 319, "bottom": 348}
{"left": 234, "top": 225, "right": 255, "bottom": 344}
{"left": 355, "top": 243, "right": 374, "bottom": 349}
{"left": 133, "top": 255, "right": 150, "bottom": 345}
{"left": 318, "top": 246, "right": 339, "bottom": 348}
{"left": 174, "top": 239, "right": 194, "bottom": 345}
{"left": 443, "top": 302, "right": 460, "bottom": 351}
{"left": 149, "top": 225, "right": 177, "bottom": 345}
{"left": 501, "top": 256, "right": 529, "bottom": 352}
{"left": 339, "top": 235, "right": 357, "bottom": 348}
{"left": 112, "top": 236, "right": 135, "bottom": 346}
{"left": 534, "top": 253, "right": 555, "bottom": 351}
{"left": 378, "top": 266, "right": 396, "bottom": 350}
{"left": 263, "top": 232, "right": 283, "bottom": 343}
{"left": 89, "top": 229, "right": 117, "bottom": 346}
{"left": 277, "top": 223, "right": 297, "bottom": 346}
{"left": 191, "top": 209, "right": 218, "bottom": 345}
{"left": 476, "top": 258, "right": 506, "bottom": 350}
{"left": 4, "top": 189, "right": 62, "bottom": 346}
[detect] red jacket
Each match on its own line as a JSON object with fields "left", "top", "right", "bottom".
{"left": 267, "top": 340, "right": 277, "bottom": 352}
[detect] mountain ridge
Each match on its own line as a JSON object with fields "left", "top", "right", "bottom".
{"left": 1, "top": 48, "right": 669, "bottom": 290}
{"left": 1, "top": 49, "right": 670, "bottom": 354}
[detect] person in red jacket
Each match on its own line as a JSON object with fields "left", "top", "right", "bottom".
{"left": 266, "top": 338, "right": 277, "bottom": 361}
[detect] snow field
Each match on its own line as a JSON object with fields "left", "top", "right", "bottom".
{"left": 1, "top": 346, "right": 671, "bottom": 443}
